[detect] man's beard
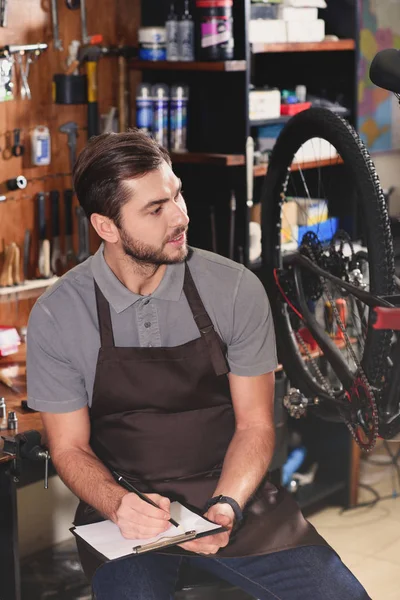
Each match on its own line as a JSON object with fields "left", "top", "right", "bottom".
{"left": 119, "top": 226, "right": 188, "bottom": 266}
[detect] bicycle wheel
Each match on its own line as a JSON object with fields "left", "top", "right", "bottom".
{"left": 261, "top": 108, "right": 395, "bottom": 450}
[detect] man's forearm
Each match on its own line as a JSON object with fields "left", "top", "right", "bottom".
{"left": 52, "top": 447, "right": 127, "bottom": 521}
{"left": 212, "top": 425, "right": 275, "bottom": 508}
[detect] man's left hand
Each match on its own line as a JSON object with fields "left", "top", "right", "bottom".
{"left": 178, "top": 503, "right": 235, "bottom": 555}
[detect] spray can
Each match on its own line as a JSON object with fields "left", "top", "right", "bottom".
{"left": 136, "top": 83, "right": 153, "bottom": 135}
{"left": 31, "top": 126, "right": 51, "bottom": 166}
{"left": 152, "top": 84, "right": 169, "bottom": 147}
{"left": 196, "top": 0, "right": 234, "bottom": 61}
{"left": 179, "top": 0, "right": 195, "bottom": 61}
{"left": 170, "top": 85, "right": 189, "bottom": 152}
{"left": 166, "top": 3, "right": 180, "bottom": 61}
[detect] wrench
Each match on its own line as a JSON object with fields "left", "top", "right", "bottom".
{"left": 76, "top": 206, "right": 90, "bottom": 263}
{"left": 51, "top": 0, "right": 63, "bottom": 51}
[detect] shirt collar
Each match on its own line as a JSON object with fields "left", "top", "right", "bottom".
{"left": 91, "top": 244, "right": 185, "bottom": 313}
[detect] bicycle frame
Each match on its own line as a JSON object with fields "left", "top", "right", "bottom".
{"left": 282, "top": 251, "right": 400, "bottom": 437}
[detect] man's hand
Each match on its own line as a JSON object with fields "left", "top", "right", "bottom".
{"left": 178, "top": 503, "right": 235, "bottom": 555}
{"left": 115, "top": 493, "right": 173, "bottom": 539}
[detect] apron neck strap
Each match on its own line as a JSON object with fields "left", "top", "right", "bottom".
{"left": 183, "top": 263, "right": 229, "bottom": 377}
{"left": 94, "top": 281, "right": 115, "bottom": 348}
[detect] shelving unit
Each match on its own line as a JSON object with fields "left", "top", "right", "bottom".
{"left": 140, "top": 0, "right": 361, "bottom": 512}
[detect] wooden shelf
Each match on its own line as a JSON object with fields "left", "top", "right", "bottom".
{"left": 130, "top": 59, "right": 247, "bottom": 72}
{"left": 0, "top": 277, "right": 58, "bottom": 302}
{"left": 171, "top": 152, "right": 245, "bottom": 166}
{"left": 253, "top": 156, "right": 343, "bottom": 178}
{"left": 252, "top": 39, "right": 355, "bottom": 55}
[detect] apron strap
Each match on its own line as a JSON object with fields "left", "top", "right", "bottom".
{"left": 94, "top": 281, "right": 115, "bottom": 348}
{"left": 183, "top": 263, "right": 229, "bottom": 377}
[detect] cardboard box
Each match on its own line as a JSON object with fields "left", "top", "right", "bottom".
{"left": 281, "top": 200, "right": 298, "bottom": 245}
{"left": 288, "top": 198, "right": 328, "bottom": 226}
{"left": 250, "top": 89, "right": 281, "bottom": 121}
{"left": 249, "top": 19, "right": 287, "bottom": 43}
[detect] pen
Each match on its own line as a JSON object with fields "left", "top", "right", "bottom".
{"left": 112, "top": 471, "right": 180, "bottom": 528}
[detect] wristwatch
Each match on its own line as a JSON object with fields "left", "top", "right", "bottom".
{"left": 203, "top": 495, "right": 243, "bottom": 524}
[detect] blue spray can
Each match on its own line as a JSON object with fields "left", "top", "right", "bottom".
{"left": 152, "top": 84, "right": 169, "bottom": 147}
{"left": 170, "top": 84, "right": 189, "bottom": 152}
{"left": 136, "top": 83, "right": 153, "bottom": 135}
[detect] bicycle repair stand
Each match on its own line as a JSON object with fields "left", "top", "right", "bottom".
{"left": 1, "top": 430, "right": 50, "bottom": 486}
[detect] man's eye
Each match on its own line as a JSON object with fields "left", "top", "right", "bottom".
{"left": 152, "top": 206, "right": 163, "bottom": 215}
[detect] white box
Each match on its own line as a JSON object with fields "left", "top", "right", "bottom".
{"left": 249, "top": 89, "right": 281, "bottom": 121}
{"left": 249, "top": 19, "right": 287, "bottom": 44}
{"left": 285, "top": 19, "right": 325, "bottom": 43}
{"left": 283, "top": 0, "right": 327, "bottom": 7}
{"left": 278, "top": 7, "right": 318, "bottom": 21}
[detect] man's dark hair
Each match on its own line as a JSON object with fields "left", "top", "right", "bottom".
{"left": 72, "top": 129, "right": 171, "bottom": 227}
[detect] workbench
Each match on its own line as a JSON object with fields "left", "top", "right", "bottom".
{"left": 0, "top": 344, "right": 46, "bottom": 600}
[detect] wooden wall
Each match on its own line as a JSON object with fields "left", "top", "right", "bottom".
{"left": 0, "top": 0, "right": 140, "bottom": 327}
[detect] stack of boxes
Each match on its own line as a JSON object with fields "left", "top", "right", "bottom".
{"left": 249, "top": 0, "right": 327, "bottom": 44}
{"left": 281, "top": 198, "right": 338, "bottom": 251}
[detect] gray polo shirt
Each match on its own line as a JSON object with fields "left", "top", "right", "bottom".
{"left": 27, "top": 245, "right": 277, "bottom": 413}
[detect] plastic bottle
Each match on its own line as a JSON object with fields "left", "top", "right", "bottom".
{"left": 31, "top": 126, "right": 51, "bottom": 166}
{"left": 152, "top": 84, "right": 169, "bottom": 147}
{"left": 179, "top": 0, "right": 195, "bottom": 61}
{"left": 170, "top": 84, "right": 189, "bottom": 152}
{"left": 196, "top": 0, "right": 234, "bottom": 61}
{"left": 136, "top": 83, "right": 153, "bottom": 135}
{"left": 166, "top": 3, "right": 179, "bottom": 61}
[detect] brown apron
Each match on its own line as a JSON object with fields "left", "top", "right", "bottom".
{"left": 74, "top": 262, "right": 328, "bottom": 579}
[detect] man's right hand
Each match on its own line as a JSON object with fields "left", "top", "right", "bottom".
{"left": 114, "top": 493, "right": 173, "bottom": 539}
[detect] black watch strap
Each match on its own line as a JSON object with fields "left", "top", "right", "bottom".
{"left": 203, "top": 495, "right": 243, "bottom": 524}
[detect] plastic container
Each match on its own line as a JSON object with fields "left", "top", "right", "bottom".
{"left": 170, "top": 84, "right": 189, "bottom": 152}
{"left": 152, "top": 84, "right": 169, "bottom": 147}
{"left": 179, "top": 0, "right": 195, "bottom": 61}
{"left": 138, "top": 27, "right": 167, "bottom": 61}
{"left": 166, "top": 3, "right": 179, "bottom": 61}
{"left": 136, "top": 83, "right": 153, "bottom": 135}
{"left": 196, "top": 0, "right": 234, "bottom": 61}
{"left": 31, "top": 126, "right": 51, "bottom": 166}
{"left": 53, "top": 74, "right": 87, "bottom": 104}
{"left": 280, "top": 101, "right": 311, "bottom": 116}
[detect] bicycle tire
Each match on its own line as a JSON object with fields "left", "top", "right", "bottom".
{"left": 261, "top": 108, "right": 395, "bottom": 409}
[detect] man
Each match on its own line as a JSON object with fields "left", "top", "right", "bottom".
{"left": 27, "top": 130, "right": 370, "bottom": 599}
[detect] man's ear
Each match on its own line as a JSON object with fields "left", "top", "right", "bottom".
{"left": 91, "top": 213, "right": 119, "bottom": 244}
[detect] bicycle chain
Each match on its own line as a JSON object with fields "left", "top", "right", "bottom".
{"left": 301, "top": 245, "right": 379, "bottom": 451}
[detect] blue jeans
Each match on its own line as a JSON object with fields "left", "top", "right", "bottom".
{"left": 91, "top": 545, "right": 371, "bottom": 600}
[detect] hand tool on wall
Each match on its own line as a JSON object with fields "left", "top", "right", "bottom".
{"left": 23, "top": 229, "right": 31, "bottom": 281}
{"left": 0, "top": 243, "right": 14, "bottom": 286}
{"left": 59, "top": 121, "right": 79, "bottom": 170}
{"left": 11, "top": 128, "right": 24, "bottom": 157}
{"left": 51, "top": 0, "right": 63, "bottom": 51}
{"left": 0, "top": 0, "right": 8, "bottom": 27}
{"left": 64, "top": 189, "right": 77, "bottom": 268}
{"left": 11, "top": 243, "right": 20, "bottom": 285}
{"left": 37, "top": 192, "right": 52, "bottom": 278}
{"left": 76, "top": 206, "right": 90, "bottom": 263}
{"left": 50, "top": 190, "right": 63, "bottom": 276}
{"left": 80, "top": 43, "right": 103, "bottom": 138}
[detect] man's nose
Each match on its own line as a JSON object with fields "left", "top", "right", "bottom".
{"left": 171, "top": 202, "right": 190, "bottom": 227}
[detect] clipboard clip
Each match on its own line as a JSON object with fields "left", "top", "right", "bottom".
{"left": 132, "top": 530, "right": 197, "bottom": 554}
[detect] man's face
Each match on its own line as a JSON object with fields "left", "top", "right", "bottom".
{"left": 118, "top": 161, "right": 190, "bottom": 266}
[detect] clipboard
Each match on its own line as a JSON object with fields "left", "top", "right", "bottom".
{"left": 71, "top": 501, "right": 227, "bottom": 561}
